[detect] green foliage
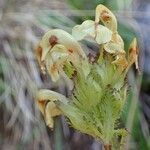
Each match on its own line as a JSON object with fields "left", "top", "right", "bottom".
{"left": 132, "top": 108, "right": 150, "bottom": 150}
{"left": 67, "top": 0, "right": 118, "bottom": 10}
{"left": 63, "top": 61, "right": 75, "bottom": 78}
{"left": 67, "top": 0, "right": 132, "bottom": 11}
{"left": 61, "top": 60, "right": 127, "bottom": 146}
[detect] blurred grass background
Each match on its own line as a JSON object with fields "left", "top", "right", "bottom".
{"left": 0, "top": 0, "right": 150, "bottom": 150}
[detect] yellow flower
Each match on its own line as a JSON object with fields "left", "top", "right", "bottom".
{"left": 95, "top": 4, "right": 117, "bottom": 33}
{"left": 36, "top": 89, "right": 68, "bottom": 128}
{"left": 36, "top": 29, "right": 90, "bottom": 81}
{"left": 72, "top": 20, "right": 112, "bottom": 44}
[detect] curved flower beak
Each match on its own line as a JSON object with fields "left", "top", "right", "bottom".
{"left": 95, "top": 4, "right": 117, "bottom": 33}
{"left": 36, "top": 89, "right": 68, "bottom": 128}
{"left": 36, "top": 29, "right": 87, "bottom": 64}
{"left": 40, "top": 29, "right": 87, "bottom": 58}
{"left": 36, "top": 29, "right": 90, "bottom": 81}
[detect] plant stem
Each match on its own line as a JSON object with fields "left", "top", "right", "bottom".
{"left": 104, "top": 144, "right": 112, "bottom": 150}
{"left": 54, "top": 116, "right": 63, "bottom": 150}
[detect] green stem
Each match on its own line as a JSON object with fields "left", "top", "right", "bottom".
{"left": 54, "top": 116, "right": 63, "bottom": 150}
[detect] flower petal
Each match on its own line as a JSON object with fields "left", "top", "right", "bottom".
{"left": 113, "top": 34, "right": 124, "bottom": 49}
{"left": 45, "top": 101, "right": 61, "bottom": 128}
{"left": 39, "top": 29, "right": 87, "bottom": 60}
{"left": 72, "top": 20, "right": 95, "bottom": 40}
{"left": 104, "top": 41, "right": 125, "bottom": 54}
{"left": 95, "top": 4, "right": 117, "bottom": 32}
{"left": 112, "top": 54, "right": 128, "bottom": 72}
{"left": 72, "top": 20, "right": 112, "bottom": 44}
{"left": 36, "top": 29, "right": 91, "bottom": 81}
{"left": 44, "top": 44, "right": 69, "bottom": 82}
{"left": 36, "top": 89, "right": 68, "bottom": 128}
{"left": 95, "top": 24, "right": 112, "bottom": 44}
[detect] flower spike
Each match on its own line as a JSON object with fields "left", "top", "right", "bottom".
{"left": 35, "top": 4, "right": 139, "bottom": 149}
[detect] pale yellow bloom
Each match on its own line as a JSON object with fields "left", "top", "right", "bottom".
{"left": 36, "top": 29, "right": 90, "bottom": 81}
{"left": 72, "top": 20, "right": 112, "bottom": 44}
{"left": 95, "top": 4, "right": 117, "bottom": 33}
{"left": 36, "top": 89, "right": 68, "bottom": 128}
